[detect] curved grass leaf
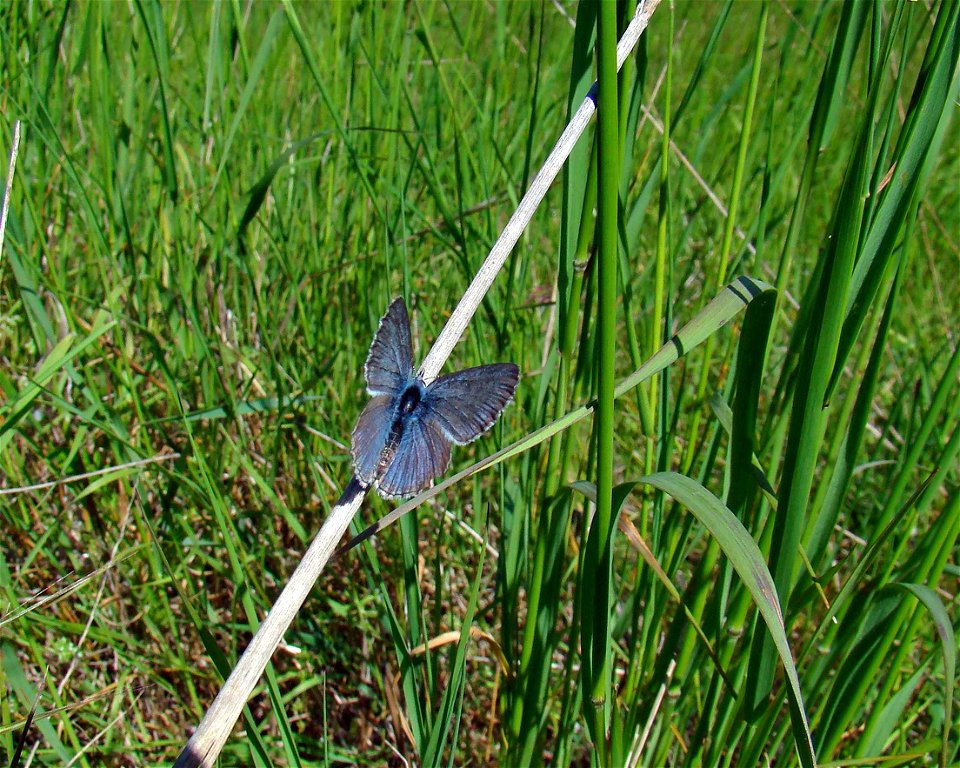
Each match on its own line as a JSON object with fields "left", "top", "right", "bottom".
{"left": 889, "top": 583, "right": 955, "bottom": 768}
{"left": 236, "top": 133, "right": 328, "bottom": 237}
{"left": 640, "top": 471, "right": 816, "bottom": 768}
{"left": 570, "top": 479, "right": 737, "bottom": 697}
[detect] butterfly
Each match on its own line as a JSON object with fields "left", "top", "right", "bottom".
{"left": 351, "top": 298, "right": 519, "bottom": 498}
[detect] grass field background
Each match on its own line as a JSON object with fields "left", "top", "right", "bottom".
{"left": 1, "top": 1, "right": 957, "bottom": 766}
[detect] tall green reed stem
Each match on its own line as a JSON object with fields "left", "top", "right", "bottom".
{"left": 580, "top": 0, "right": 619, "bottom": 760}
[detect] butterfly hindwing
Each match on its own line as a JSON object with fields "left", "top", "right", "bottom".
{"left": 351, "top": 393, "right": 397, "bottom": 484}
{"left": 364, "top": 297, "right": 413, "bottom": 395}
{"left": 422, "top": 363, "right": 519, "bottom": 445}
{"left": 377, "top": 410, "right": 452, "bottom": 497}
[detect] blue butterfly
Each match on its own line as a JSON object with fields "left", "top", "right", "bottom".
{"left": 351, "top": 298, "right": 519, "bottom": 498}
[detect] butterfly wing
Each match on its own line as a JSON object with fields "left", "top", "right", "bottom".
{"left": 377, "top": 411, "right": 452, "bottom": 497}
{"left": 422, "top": 363, "right": 519, "bottom": 445}
{"left": 357, "top": 300, "right": 518, "bottom": 495}
{"left": 351, "top": 394, "right": 397, "bottom": 484}
{"left": 364, "top": 298, "right": 413, "bottom": 395}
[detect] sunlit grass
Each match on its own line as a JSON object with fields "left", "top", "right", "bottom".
{"left": 1, "top": 1, "right": 957, "bottom": 766}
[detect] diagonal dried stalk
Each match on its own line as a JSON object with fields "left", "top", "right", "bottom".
{"left": 174, "top": 3, "right": 660, "bottom": 765}
{"left": 0, "top": 120, "right": 22, "bottom": 267}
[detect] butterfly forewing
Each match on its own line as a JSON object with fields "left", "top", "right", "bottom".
{"left": 422, "top": 363, "right": 520, "bottom": 445}
{"left": 378, "top": 411, "right": 452, "bottom": 497}
{"left": 351, "top": 394, "right": 397, "bottom": 484}
{"left": 364, "top": 298, "right": 413, "bottom": 395}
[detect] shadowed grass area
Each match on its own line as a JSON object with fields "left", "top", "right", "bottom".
{"left": 1, "top": 1, "right": 957, "bottom": 765}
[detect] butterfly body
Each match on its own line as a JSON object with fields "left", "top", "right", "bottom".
{"left": 372, "top": 381, "right": 424, "bottom": 478}
{"left": 351, "top": 298, "right": 519, "bottom": 498}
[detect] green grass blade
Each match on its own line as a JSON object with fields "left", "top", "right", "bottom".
{"left": 209, "top": 9, "right": 286, "bottom": 200}
{"left": 858, "top": 660, "right": 930, "bottom": 761}
{"left": 0, "top": 314, "right": 116, "bottom": 451}
{"left": 805, "top": 258, "right": 903, "bottom": 564}
{"left": 571, "top": 480, "right": 736, "bottom": 697}
{"left": 0, "top": 653, "right": 72, "bottom": 764}
{"left": 133, "top": 0, "right": 178, "bottom": 204}
{"left": 749, "top": 18, "right": 882, "bottom": 708}
{"left": 828, "top": 2, "right": 959, "bottom": 400}
{"left": 236, "top": 133, "right": 327, "bottom": 237}
{"left": 421, "top": 528, "right": 488, "bottom": 767}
